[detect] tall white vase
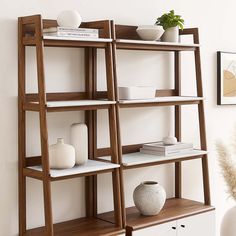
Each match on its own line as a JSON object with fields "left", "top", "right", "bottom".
{"left": 162, "top": 26, "right": 179, "bottom": 42}
{"left": 70, "top": 123, "right": 88, "bottom": 165}
{"left": 49, "top": 138, "right": 75, "bottom": 169}
{"left": 221, "top": 206, "right": 236, "bottom": 236}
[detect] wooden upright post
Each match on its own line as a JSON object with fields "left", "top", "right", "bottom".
{"left": 110, "top": 20, "right": 126, "bottom": 228}
{"left": 18, "top": 17, "right": 27, "bottom": 236}
{"left": 105, "top": 40, "right": 123, "bottom": 227}
{"left": 35, "top": 15, "right": 54, "bottom": 235}
{"left": 193, "top": 29, "right": 211, "bottom": 205}
{"left": 174, "top": 50, "right": 182, "bottom": 198}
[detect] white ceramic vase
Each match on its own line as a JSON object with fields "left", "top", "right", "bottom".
{"left": 221, "top": 206, "right": 236, "bottom": 236}
{"left": 162, "top": 135, "right": 177, "bottom": 145}
{"left": 133, "top": 181, "right": 166, "bottom": 216}
{"left": 70, "top": 123, "right": 88, "bottom": 165}
{"left": 162, "top": 26, "right": 179, "bottom": 42}
{"left": 57, "top": 10, "right": 82, "bottom": 28}
{"left": 49, "top": 138, "right": 75, "bottom": 169}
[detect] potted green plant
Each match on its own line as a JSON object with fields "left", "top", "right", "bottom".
{"left": 155, "top": 10, "right": 184, "bottom": 42}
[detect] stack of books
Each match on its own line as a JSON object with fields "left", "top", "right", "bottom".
{"left": 43, "top": 27, "right": 99, "bottom": 39}
{"left": 140, "top": 141, "right": 193, "bottom": 156}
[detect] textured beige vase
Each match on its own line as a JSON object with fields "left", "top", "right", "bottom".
{"left": 49, "top": 138, "right": 75, "bottom": 169}
{"left": 133, "top": 181, "right": 166, "bottom": 216}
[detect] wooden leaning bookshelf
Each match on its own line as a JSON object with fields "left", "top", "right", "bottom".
{"left": 18, "top": 14, "right": 214, "bottom": 236}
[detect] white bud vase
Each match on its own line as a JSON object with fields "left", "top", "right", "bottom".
{"left": 133, "top": 181, "right": 166, "bottom": 216}
{"left": 163, "top": 135, "right": 177, "bottom": 145}
{"left": 49, "top": 138, "right": 75, "bottom": 169}
{"left": 162, "top": 26, "right": 179, "bottom": 42}
{"left": 70, "top": 123, "right": 88, "bottom": 165}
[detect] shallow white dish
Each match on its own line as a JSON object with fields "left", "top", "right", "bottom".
{"left": 136, "top": 25, "right": 164, "bottom": 41}
{"left": 118, "top": 86, "right": 156, "bottom": 100}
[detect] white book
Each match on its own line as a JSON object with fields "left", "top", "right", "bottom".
{"left": 43, "top": 32, "right": 99, "bottom": 38}
{"left": 140, "top": 147, "right": 194, "bottom": 156}
{"left": 143, "top": 141, "right": 193, "bottom": 151}
{"left": 43, "top": 27, "right": 98, "bottom": 34}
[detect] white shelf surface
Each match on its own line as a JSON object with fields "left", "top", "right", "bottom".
{"left": 116, "top": 39, "right": 200, "bottom": 47}
{"left": 32, "top": 100, "right": 116, "bottom": 107}
{"left": 43, "top": 35, "right": 112, "bottom": 42}
{"left": 99, "top": 150, "right": 208, "bottom": 167}
{"left": 119, "top": 96, "right": 204, "bottom": 104}
{"left": 29, "top": 160, "right": 120, "bottom": 178}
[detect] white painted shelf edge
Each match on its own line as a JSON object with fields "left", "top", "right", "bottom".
{"left": 119, "top": 96, "right": 204, "bottom": 104}
{"left": 29, "top": 160, "right": 120, "bottom": 177}
{"left": 116, "top": 39, "right": 200, "bottom": 47}
{"left": 98, "top": 150, "right": 208, "bottom": 166}
{"left": 31, "top": 100, "right": 116, "bottom": 107}
{"left": 43, "top": 35, "right": 112, "bottom": 42}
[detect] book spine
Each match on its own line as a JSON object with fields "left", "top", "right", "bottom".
{"left": 57, "top": 32, "right": 98, "bottom": 37}
{"left": 143, "top": 143, "right": 193, "bottom": 151}
{"left": 44, "top": 32, "right": 99, "bottom": 38}
{"left": 57, "top": 27, "right": 99, "bottom": 34}
{"left": 140, "top": 148, "right": 193, "bottom": 156}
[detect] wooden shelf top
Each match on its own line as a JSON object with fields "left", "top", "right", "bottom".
{"left": 115, "top": 39, "right": 200, "bottom": 51}
{"left": 25, "top": 217, "right": 124, "bottom": 236}
{"left": 119, "top": 96, "right": 204, "bottom": 107}
{"left": 98, "top": 149, "right": 207, "bottom": 169}
{"left": 98, "top": 198, "right": 215, "bottom": 232}
{"left": 28, "top": 160, "right": 119, "bottom": 180}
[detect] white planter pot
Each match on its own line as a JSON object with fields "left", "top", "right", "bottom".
{"left": 133, "top": 181, "right": 166, "bottom": 216}
{"left": 70, "top": 123, "right": 88, "bottom": 165}
{"left": 221, "top": 206, "right": 236, "bottom": 236}
{"left": 49, "top": 138, "right": 75, "bottom": 169}
{"left": 57, "top": 10, "right": 82, "bottom": 28}
{"left": 162, "top": 26, "right": 179, "bottom": 42}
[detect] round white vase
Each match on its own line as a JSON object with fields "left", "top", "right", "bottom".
{"left": 133, "top": 181, "right": 166, "bottom": 216}
{"left": 162, "top": 26, "right": 179, "bottom": 42}
{"left": 57, "top": 10, "right": 82, "bottom": 28}
{"left": 221, "top": 206, "right": 236, "bottom": 236}
{"left": 163, "top": 135, "right": 177, "bottom": 145}
{"left": 49, "top": 138, "right": 75, "bottom": 169}
{"left": 70, "top": 123, "right": 88, "bottom": 165}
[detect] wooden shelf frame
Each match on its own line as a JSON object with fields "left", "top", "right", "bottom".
{"left": 18, "top": 14, "right": 123, "bottom": 236}
{"left": 107, "top": 22, "right": 211, "bottom": 231}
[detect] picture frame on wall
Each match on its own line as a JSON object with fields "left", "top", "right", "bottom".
{"left": 217, "top": 51, "right": 236, "bottom": 105}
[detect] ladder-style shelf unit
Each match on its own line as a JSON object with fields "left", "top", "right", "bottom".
{"left": 96, "top": 23, "right": 214, "bottom": 234}
{"left": 18, "top": 15, "right": 124, "bottom": 236}
{"left": 18, "top": 14, "right": 214, "bottom": 236}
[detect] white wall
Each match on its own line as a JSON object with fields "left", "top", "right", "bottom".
{"left": 0, "top": 0, "right": 235, "bottom": 235}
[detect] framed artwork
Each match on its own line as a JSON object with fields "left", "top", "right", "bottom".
{"left": 217, "top": 51, "right": 236, "bottom": 105}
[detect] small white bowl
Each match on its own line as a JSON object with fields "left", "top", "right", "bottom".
{"left": 136, "top": 25, "right": 164, "bottom": 41}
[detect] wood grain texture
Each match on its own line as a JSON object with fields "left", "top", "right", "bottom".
{"left": 34, "top": 15, "right": 54, "bottom": 236}
{"left": 174, "top": 51, "right": 182, "bottom": 199}
{"left": 25, "top": 217, "right": 125, "bottom": 236}
{"left": 193, "top": 28, "right": 211, "bottom": 205}
{"left": 98, "top": 198, "right": 215, "bottom": 232}
{"left": 18, "top": 16, "right": 27, "bottom": 236}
